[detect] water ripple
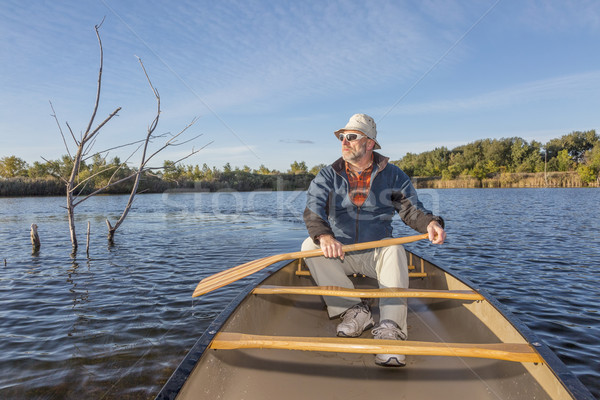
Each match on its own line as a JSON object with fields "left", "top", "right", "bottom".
{"left": 0, "top": 189, "right": 598, "bottom": 398}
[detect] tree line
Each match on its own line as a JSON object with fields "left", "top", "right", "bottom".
{"left": 2, "top": 129, "right": 599, "bottom": 196}
{"left": 0, "top": 155, "right": 321, "bottom": 196}
{"left": 392, "top": 130, "right": 600, "bottom": 184}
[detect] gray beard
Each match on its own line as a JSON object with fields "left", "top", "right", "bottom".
{"left": 342, "top": 145, "right": 367, "bottom": 165}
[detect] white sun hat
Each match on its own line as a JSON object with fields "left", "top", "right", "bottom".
{"left": 334, "top": 113, "right": 381, "bottom": 149}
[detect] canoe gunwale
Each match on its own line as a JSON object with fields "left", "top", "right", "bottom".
{"left": 414, "top": 252, "right": 594, "bottom": 400}
{"left": 155, "top": 252, "right": 595, "bottom": 400}
{"left": 155, "top": 260, "right": 292, "bottom": 400}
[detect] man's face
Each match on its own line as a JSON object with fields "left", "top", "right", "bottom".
{"left": 341, "top": 131, "right": 369, "bottom": 164}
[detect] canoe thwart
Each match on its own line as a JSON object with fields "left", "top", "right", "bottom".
{"left": 252, "top": 285, "right": 484, "bottom": 300}
{"left": 210, "top": 332, "right": 544, "bottom": 364}
{"left": 295, "top": 270, "right": 428, "bottom": 278}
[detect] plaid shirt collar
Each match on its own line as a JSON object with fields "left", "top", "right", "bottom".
{"left": 345, "top": 157, "right": 374, "bottom": 207}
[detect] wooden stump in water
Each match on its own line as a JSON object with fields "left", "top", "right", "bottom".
{"left": 86, "top": 221, "right": 91, "bottom": 256}
{"left": 106, "top": 219, "right": 115, "bottom": 245}
{"left": 30, "top": 224, "right": 40, "bottom": 253}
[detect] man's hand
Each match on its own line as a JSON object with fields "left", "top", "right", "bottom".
{"left": 318, "top": 234, "right": 345, "bottom": 260}
{"left": 427, "top": 221, "right": 446, "bottom": 244}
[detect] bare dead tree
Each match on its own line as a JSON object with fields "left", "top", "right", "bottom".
{"left": 50, "top": 21, "right": 208, "bottom": 252}
{"left": 105, "top": 58, "right": 210, "bottom": 243}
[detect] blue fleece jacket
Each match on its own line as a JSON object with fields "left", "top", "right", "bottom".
{"left": 303, "top": 152, "right": 443, "bottom": 245}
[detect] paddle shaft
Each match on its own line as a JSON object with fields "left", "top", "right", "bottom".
{"left": 193, "top": 233, "right": 429, "bottom": 297}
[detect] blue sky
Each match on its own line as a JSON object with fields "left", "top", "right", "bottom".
{"left": 1, "top": 0, "right": 600, "bottom": 172}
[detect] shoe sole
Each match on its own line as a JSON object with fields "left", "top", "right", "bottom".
{"left": 375, "top": 356, "right": 406, "bottom": 367}
{"left": 336, "top": 321, "right": 374, "bottom": 337}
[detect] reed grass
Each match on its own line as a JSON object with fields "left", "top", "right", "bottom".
{"left": 412, "top": 172, "right": 599, "bottom": 189}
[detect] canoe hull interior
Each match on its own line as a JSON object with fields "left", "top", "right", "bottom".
{"left": 160, "top": 252, "right": 590, "bottom": 400}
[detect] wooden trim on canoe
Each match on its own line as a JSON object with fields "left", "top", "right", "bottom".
{"left": 252, "top": 285, "right": 484, "bottom": 300}
{"left": 409, "top": 253, "right": 425, "bottom": 275}
{"left": 295, "top": 270, "right": 427, "bottom": 278}
{"left": 295, "top": 258, "right": 427, "bottom": 278}
{"left": 210, "top": 332, "right": 544, "bottom": 363}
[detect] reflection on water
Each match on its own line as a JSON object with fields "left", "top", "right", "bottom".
{"left": 0, "top": 189, "right": 598, "bottom": 398}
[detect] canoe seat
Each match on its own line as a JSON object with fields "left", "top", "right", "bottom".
{"left": 252, "top": 285, "right": 484, "bottom": 301}
{"left": 295, "top": 253, "right": 428, "bottom": 278}
{"left": 209, "top": 332, "right": 543, "bottom": 364}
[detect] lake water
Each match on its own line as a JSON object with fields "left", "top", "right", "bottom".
{"left": 0, "top": 188, "right": 598, "bottom": 399}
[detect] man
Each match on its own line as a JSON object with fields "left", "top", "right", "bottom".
{"left": 302, "top": 113, "right": 446, "bottom": 367}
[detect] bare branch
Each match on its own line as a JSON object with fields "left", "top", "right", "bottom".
{"left": 169, "top": 133, "right": 204, "bottom": 147}
{"left": 82, "top": 138, "right": 149, "bottom": 162}
{"left": 65, "top": 122, "right": 78, "bottom": 146}
{"left": 137, "top": 55, "right": 160, "bottom": 101}
{"left": 105, "top": 56, "right": 161, "bottom": 238}
{"left": 40, "top": 156, "right": 68, "bottom": 183}
{"left": 165, "top": 140, "right": 213, "bottom": 166}
{"left": 84, "top": 107, "right": 121, "bottom": 145}
{"left": 72, "top": 174, "right": 94, "bottom": 196}
{"left": 103, "top": 160, "right": 130, "bottom": 189}
{"left": 96, "top": 16, "right": 106, "bottom": 29}
{"left": 142, "top": 118, "right": 199, "bottom": 165}
{"left": 82, "top": 23, "right": 105, "bottom": 139}
{"left": 71, "top": 164, "right": 118, "bottom": 193}
{"left": 82, "top": 134, "right": 99, "bottom": 158}
{"left": 49, "top": 101, "right": 73, "bottom": 155}
{"left": 52, "top": 26, "right": 207, "bottom": 250}
{"left": 143, "top": 140, "right": 213, "bottom": 171}
{"left": 72, "top": 171, "right": 137, "bottom": 207}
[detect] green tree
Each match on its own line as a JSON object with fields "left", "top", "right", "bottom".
{"left": 0, "top": 156, "right": 29, "bottom": 178}
{"left": 485, "top": 160, "right": 499, "bottom": 174}
{"left": 577, "top": 142, "right": 600, "bottom": 184}
{"left": 201, "top": 163, "right": 213, "bottom": 180}
{"left": 418, "top": 147, "right": 450, "bottom": 176}
{"left": 545, "top": 130, "right": 599, "bottom": 162}
{"left": 442, "top": 163, "right": 461, "bottom": 180}
{"left": 162, "top": 160, "right": 185, "bottom": 181}
{"left": 42, "top": 155, "right": 77, "bottom": 180}
{"left": 289, "top": 160, "right": 308, "bottom": 174}
{"left": 394, "top": 152, "right": 420, "bottom": 176}
{"left": 28, "top": 161, "right": 52, "bottom": 178}
{"left": 309, "top": 163, "right": 327, "bottom": 175}
{"left": 577, "top": 165, "right": 597, "bottom": 184}
{"left": 256, "top": 164, "right": 272, "bottom": 175}
{"left": 556, "top": 149, "right": 575, "bottom": 172}
{"left": 482, "top": 138, "right": 512, "bottom": 169}
{"left": 510, "top": 138, "right": 530, "bottom": 171}
{"left": 584, "top": 142, "right": 600, "bottom": 170}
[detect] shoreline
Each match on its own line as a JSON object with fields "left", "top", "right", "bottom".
{"left": 411, "top": 171, "right": 599, "bottom": 189}
{"left": 1, "top": 171, "right": 599, "bottom": 197}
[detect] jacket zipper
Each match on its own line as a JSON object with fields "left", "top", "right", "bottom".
{"left": 354, "top": 205, "right": 360, "bottom": 243}
{"left": 353, "top": 166, "right": 381, "bottom": 244}
{"left": 338, "top": 158, "right": 385, "bottom": 244}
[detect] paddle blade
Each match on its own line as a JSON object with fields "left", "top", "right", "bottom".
{"left": 193, "top": 255, "right": 282, "bottom": 297}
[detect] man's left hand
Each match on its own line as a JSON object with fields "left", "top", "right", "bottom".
{"left": 427, "top": 221, "right": 446, "bottom": 244}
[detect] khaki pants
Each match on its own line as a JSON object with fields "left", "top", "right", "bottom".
{"left": 301, "top": 237, "right": 409, "bottom": 336}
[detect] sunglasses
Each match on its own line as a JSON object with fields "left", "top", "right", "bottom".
{"left": 338, "top": 132, "right": 366, "bottom": 142}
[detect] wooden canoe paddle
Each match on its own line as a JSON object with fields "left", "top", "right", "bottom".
{"left": 192, "top": 233, "right": 429, "bottom": 297}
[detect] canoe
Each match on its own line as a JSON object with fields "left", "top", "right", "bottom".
{"left": 156, "top": 250, "right": 594, "bottom": 399}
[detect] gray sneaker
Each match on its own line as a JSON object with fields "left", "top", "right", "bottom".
{"left": 372, "top": 319, "right": 407, "bottom": 367}
{"left": 336, "top": 303, "right": 374, "bottom": 337}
